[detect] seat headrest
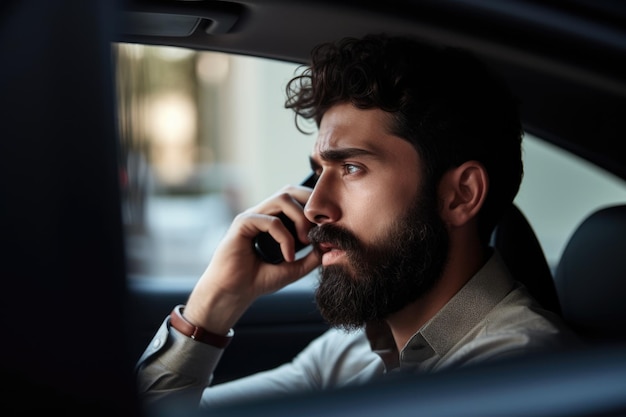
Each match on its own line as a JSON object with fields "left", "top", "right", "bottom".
{"left": 555, "top": 204, "right": 626, "bottom": 341}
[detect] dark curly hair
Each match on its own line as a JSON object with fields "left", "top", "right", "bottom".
{"left": 285, "top": 33, "right": 523, "bottom": 246}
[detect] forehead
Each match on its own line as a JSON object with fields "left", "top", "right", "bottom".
{"left": 312, "top": 103, "right": 417, "bottom": 162}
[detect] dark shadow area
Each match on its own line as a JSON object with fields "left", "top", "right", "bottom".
{"left": 0, "top": 0, "right": 139, "bottom": 415}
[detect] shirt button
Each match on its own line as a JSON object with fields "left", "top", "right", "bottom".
{"left": 152, "top": 338, "right": 162, "bottom": 348}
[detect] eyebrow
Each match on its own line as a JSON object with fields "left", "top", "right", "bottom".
{"left": 309, "top": 147, "right": 378, "bottom": 169}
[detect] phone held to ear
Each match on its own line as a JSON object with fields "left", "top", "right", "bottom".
{"left": 253, "top": 173, "right": 317, "bottom": 264}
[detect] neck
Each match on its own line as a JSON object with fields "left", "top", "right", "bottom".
{"left": 386, "top": 239, "right": 487, "bottom": 351}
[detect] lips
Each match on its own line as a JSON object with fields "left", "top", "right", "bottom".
{"left": 316, "top": 242, "right": 346, "bottom": 266}
{"left": 308, "top": 224, "right": 357, "bottom": 266}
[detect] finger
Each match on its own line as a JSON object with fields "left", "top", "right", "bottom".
{"left": 241, "top": 186, "right": 314, "bottom": 262}
{"left": 248, "top": 212, "right": 299, "bottom": 262}
{"left": 280, "top": 202, "right": 314, "bottom": 246}
{"left": 272, "top": 248, "right": 321, "bottom": 285}
{"left": 266, "top": 188, "right": 314, "bottom": 244}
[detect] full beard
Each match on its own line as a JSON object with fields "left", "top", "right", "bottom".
{"left": 309, "top": 189, "right": 449, "bottom": 331}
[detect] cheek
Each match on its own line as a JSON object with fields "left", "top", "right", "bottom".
{"left": 344, "top": 182, "right": 417, "bottom": 244}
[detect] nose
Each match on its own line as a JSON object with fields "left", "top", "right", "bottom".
{"left": 304, "top": 174, "right": 341, "bottom": 225}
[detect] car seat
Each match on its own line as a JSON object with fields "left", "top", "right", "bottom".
{"left": 491, "top": 204, "right": 562, "bottom": 316}
{"left": 554, "top": 204, "right": 626, "bottom": 343}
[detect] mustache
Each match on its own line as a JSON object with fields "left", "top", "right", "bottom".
{"left": 307, "top": 224, "right": 361, "bottom": 253}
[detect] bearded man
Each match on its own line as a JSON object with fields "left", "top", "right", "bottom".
{"left": 136, "top": 33, "right": 576, "bottom": 411}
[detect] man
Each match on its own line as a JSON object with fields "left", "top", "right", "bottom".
{"left": 136, "top": 33, "right": 576, "bottom": 410}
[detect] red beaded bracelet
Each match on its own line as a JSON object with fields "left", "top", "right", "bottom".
{"left": 169, "top": 304, "right": 233, "bottom": 348}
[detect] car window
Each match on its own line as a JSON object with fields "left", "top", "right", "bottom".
{"left": 114, "top": 43, "right": 626, "bottom": 280}
{"left": 515, "top": 135, "right": 626, "bottom": 271}
{"left": 114, "top": 43, "right": 315, "bottom": 280}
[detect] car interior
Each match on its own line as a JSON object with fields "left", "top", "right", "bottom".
{"left": 2, "top": 0, "right": 626, "bottom": 416}
{"left": 555, "top": 203, "right": 626, "bottom": 344}
{"left": 490, "top": 204, "right": 561, "bottom": 317}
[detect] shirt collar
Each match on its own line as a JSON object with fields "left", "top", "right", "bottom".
{"left": 366, "top": 249, "right": 515, "bottom": 371}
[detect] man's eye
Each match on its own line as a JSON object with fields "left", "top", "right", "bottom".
{"left": 343, "top": 164, "right": 361, "bottom": 175}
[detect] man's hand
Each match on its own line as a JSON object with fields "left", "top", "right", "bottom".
{"left": 182, "top": 184, "right": 321, "bottom": 336}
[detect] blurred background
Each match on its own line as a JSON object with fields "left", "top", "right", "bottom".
{"left": 114, "top": 44, "right": 315, "bottom": 278}
{"left": 113, "top": 43, "right": 626, "bottom": 281}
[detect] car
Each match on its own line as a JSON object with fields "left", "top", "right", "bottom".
{"left": 2, "top": 0, "right": 626, "bottom": 416}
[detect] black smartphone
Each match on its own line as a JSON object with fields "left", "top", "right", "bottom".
{"left": 253, "top": 173, "right": 318, "bottom": 264}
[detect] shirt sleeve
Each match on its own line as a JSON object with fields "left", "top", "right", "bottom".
{"left": 200, "top": 328, "right": 384, "bottom": 410}
{"left": 135, "top": 316, "right": 227, "bottom": 408}
{"left": 136, "top": 321, "right": 383, "bottom": 412}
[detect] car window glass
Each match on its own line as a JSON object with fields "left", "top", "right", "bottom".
{"left": 515, "top": 136, "right": 626, "bottom": 271}
{"left": 114, "top": 43, "right": 626, "bottom": 280}
{"left": 114, "top": 43, "right": 314, "bottom": 279}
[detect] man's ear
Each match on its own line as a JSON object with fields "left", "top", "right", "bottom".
{"left": 438, "top": 161, "right": 488, "bottom": 227}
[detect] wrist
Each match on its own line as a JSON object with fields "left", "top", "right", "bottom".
{"left": 169, "top": 305, "right": 233, "bottom": 348}
{"left": 185, "top": 285, "right": 251, "bottom": 334}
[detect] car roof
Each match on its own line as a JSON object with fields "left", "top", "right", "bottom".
{"left": 117, "top": 0, "right": 626, "bottom": 180}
